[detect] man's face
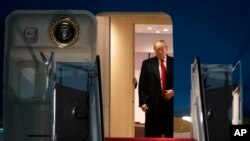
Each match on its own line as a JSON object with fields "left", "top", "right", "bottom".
{"left": 154, "top": 42, "right": 167, "bottom": 60}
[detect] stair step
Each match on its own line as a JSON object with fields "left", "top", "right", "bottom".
{"left": 105, "top": 137, "right": 195, "bottom": 141}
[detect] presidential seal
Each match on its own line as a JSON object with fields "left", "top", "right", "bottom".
{"left": 49, "top": 16, "right": 79, "bottom": 48}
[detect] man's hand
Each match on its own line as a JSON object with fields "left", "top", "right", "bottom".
{"left": 141, "top": 104, "right": 148, "bottom": 112}
{"left": 163, "top": 89, "right": 174, "bottom": 101}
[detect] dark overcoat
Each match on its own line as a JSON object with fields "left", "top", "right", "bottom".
{"left": 139, "top": 55, "right": 174, "bottom": 137}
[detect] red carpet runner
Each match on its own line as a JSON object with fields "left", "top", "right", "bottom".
{"left": 105, "top": 138, "right": 195, "bottom": 141}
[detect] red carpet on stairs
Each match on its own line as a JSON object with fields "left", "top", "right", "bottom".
{"left": 105, "top": 138, "right": 195, "bottom": 141}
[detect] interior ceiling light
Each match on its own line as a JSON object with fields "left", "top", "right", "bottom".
{"left": 156, "top": 31, "right": 160, "bottom": 33}
{"left": 163, "top": 28, "right": 168, "bottom": 31}
{"left": 147, "top": 27, "right": 152, "bottom": 30}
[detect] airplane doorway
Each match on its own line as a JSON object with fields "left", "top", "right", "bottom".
{"left": 134, "top": 23, "right": 173, "bottom": 137}
{"left": 96, "top": 12, "right": 173, "bottom": 137}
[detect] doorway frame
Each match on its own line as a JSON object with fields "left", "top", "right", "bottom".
{"left": 97, "top": 12, "right": 172, "bottom": 137}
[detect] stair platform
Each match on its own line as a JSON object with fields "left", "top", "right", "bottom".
{"left": 105, "top": 138, "right": 195, "bottom": 141}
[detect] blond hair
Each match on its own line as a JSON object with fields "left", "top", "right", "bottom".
{"left": 154, "top": 40, "right": 167, "bottom": 49}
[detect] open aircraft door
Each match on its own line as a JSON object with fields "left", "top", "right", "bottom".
{"left": 4, "top": 10, "right": 104, "bottom": 141}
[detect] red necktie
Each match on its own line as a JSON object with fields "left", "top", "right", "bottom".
{"left": 161, "top": 59, "right": 166, "bottom": 94}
